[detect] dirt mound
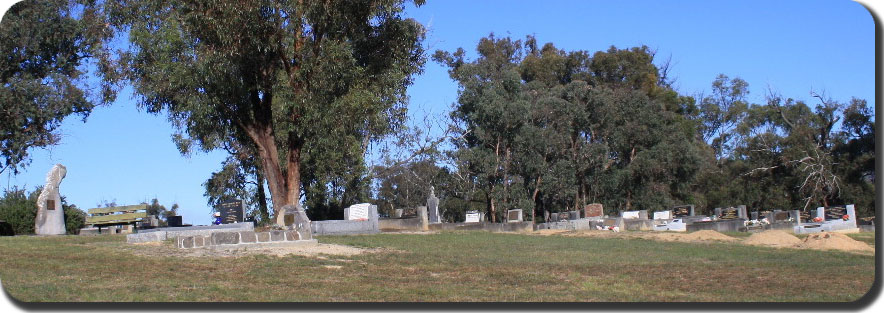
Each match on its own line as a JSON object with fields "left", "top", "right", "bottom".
{"left": 743, "top": 230, "right": 802, "bottom": 248}
{"left": 796, "top": 232, "right": 873, "bottom": 253}
{"left": 683, "top": 230, "right": 739, "bottom": 242}
{"left": 642, "top": 230, "right": 737, "bottom": 243}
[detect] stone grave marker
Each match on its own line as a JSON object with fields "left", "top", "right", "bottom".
{"left": 465, "top": 211, "right": 481, "bottom": 223}
{"left": 345, "top": 203, "right": 371, "bottom": 221}
{"left": 653, "top": 211, "right": 671, "bottom": 220}
{"left": 281, "top": 204, "right": 312, "bottom": 240}
{"left": 544, "top": 210, "right": 550, "bottom": 222}
{"left": 216, "top": 199, "right": 244, "bottom": 224}
{"left": 621, "top": 211, "right": 640, "bottom": 219}
{"left": 824, "top": 206, "right": 847, "bottom": 221}
{"left": 773, "top": 211, "right": 790, "bottom": 222}
{"left": 35, "top": 164, "right": 67, "bottom": 235}
{"left": 568, "top": 210, "right": 579, "bottom": 220}
{"left": 672, "top": 206, "right": 693, "bottom": 217}
{"left": 427, "top": 186, "right": 441, "bottom": 223}
{"left": 584, "top": 203, "right": 604, "bottom": 218}
{"left": 507, "top": 209, "right": 523, "bottom": 223}
{"left": 394, "top": 208, "right": 404, "bottom": 218}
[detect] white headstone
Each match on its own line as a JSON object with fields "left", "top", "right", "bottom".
{"left": 465, "top": 212, "right": 480, "bottom": 223}
{"left": 345, "top": 203, "right": 371, "bottom": 221}
{"left": 653, "top": 211, "right": 671, "bottom": 220}
{"left": 622, "top": 211, "right": 640, "bottom": 219}
{"left": 35, "top": 164, "right": 67, "bottom": 235}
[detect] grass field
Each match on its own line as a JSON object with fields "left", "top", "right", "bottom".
{"left": 0, "top": 231, "right": 876, "bottom": 302}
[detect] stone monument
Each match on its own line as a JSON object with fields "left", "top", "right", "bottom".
{"left": 281, "top": 204, "right": 312, "bottom": 241}
{"left": 35, "top": 164, "right": 67, "bottom": 235}
{"left": 427, "top": 186, "right": 440, "bottom": 223}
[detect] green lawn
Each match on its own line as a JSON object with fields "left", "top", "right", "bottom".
{"left": 0, "top": 231, "right": 875, "bottom": 302}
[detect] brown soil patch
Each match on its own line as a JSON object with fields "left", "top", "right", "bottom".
{"left": 743, "top": 230, "right": 802, "bottom": 248}
{"left": 532, "top": 229, "right": 574, "bottom": 236}
{"left": 796, "top": 232, "right": 873, "bottom": 253}
{"left": 645, "top": 230, "right": 738, "bottom": 243}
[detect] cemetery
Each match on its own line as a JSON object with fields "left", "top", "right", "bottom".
{"left": 0, "top": 0, "right": 875, "bottom": 303}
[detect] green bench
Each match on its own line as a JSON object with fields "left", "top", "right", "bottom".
{"left": 86, "top": 204, "right": 148, "bottom": 234}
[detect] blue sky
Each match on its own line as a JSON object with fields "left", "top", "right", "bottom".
{"left": 2, "top": 0, "right": 876, "bottom": 225}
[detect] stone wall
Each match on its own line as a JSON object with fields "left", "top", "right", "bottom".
{"left": 126, "top": 223, "right": 254, "bottom": 243}
{"left": 312, "top": 219, "right": 380, "bottom": 235}
{"left": 378, "top": 217, "right": 425, "bottom": 232}
{"left": 686, "top": 219, "right": 746, "bottom": 232}
{"left": 428, "top": 221, "right": 533, "bottom": 233}
{"left": 177, "top": 230, "right": 311, "bottom": 249}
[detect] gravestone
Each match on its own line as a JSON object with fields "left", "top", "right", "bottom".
{"left": 824, "top": 206, "right": 848, "bottom": 221}
{"left": 557, "top": 212, "right": 569, "bottom": 221}
{"left": 751, "top": 211, "right": 759, "bottom": 220}
{"left": 394, "top": 208, "right": 404, "bottom": 218}
{"left": 653, "top": 211, "right": 672, "bottom": 220}
{"left": 548, "top": 211, "right": 559, "bottom": 222}
{"left": 427, "top": 186, "right": 441, "bottom": 223}
{"left": 672, "top": 205, "right": 693, "bottom": 217}
{"left": 465, "top": 210, "right": 481, "bottom": 223}
{"left": 584, "top": 203, "right": 604, "bottom": 218}
{"left": 216, "top": 199, "right": 244, "bottom": 224}
{"left": 35, "top": 164, "right": 67, "bottom": 235}
{"left": 281, "top": 204, "right": 312, "bottom": 240}
{"left": 544, "top": 210, "right": 550, "bottom": 222}
{"left": 568, "top": 210, "right": 579, "bottom": 220}
{"left": 345, "top": 203, "right": 371, "bottom": 221}
{"left": 773, "top": 211, "right": 790, "bottom": 222}
{"left": 167, "top": 216, "right": 183, "bottom": 227}
{"left": 507, "top": 209, "right": 523, "bottom": 223}
{"left": 621, "top": 211, "right": 640, "bottom": 219}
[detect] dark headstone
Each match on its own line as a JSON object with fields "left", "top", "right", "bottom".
{"left": 824, "top": 206, "right": 847, "bottom": 221}
{"left": 217, "top": 199, "right": 244, "bottom": 224}
{"left": 584, "top": 204, "right": 604, "bottom": 218}
{"left": 167, "top": 216, "right": 183, "bottom": 227}
{"left": 672, "top": 206, "right": 692, "bottom": 217}
{"left": 568, "top": 211, "right": 579, "bottom": 220}
{"left": 0, "top": 220, "right": 14, "bottom": 236}
{"left": 773, "top": 211, "right": 790, "bottom": 222}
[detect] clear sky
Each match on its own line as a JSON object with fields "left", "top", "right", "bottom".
{"left": 1, "top": 0, "right": 876, "bottom": 226}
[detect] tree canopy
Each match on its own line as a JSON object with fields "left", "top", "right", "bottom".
{"left": 0, "top": 0, "right": 116, "bottom": 175}
{"left": 105, "top": 0, "right": 427, "bottom": 224}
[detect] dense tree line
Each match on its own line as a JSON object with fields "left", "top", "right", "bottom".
{"left": 417, "top": 34, "right": 874, "bottom": 222}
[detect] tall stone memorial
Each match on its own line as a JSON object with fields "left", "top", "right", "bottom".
{"left": 281, "top": 204, "right": 312, "bottom": 241}
{"left": 35, "top": 164, "right": 67, "bottom": 235}
{"left": 427, "top": 186, "right": 440, "bottom": 223}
